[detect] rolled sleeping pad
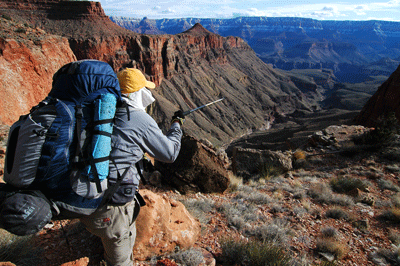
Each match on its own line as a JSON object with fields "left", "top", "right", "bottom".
{"left": 86, "top": 93, "right": 117, "bottom": 181}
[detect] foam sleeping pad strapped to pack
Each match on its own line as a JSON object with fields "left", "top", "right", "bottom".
{"left": 87, "top": 93, "right": 117, "bottom": 181}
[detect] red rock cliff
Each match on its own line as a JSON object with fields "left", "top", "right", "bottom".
{"left": 0, "top": 15, "right": 76, "bottom": 125}
{"left": 0, "top": 0, "right": 317, "bottom": 144}
{"left": 1, "top": 0, "right": 248, "bottom": 87}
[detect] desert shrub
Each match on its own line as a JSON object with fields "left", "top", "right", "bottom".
{"left": 227, "top": 172, "right": 243, "bottom": 192}
{"left": 219, "top": 202, "right": 260, "bottom": 231}
{"left": 320, "top": 227, "right": 339, "bottom": 238}
{"left": 169, "top": 247, "right": 204, "bottom": 266}
{"left": 388, "top": 230, "right": 400, "bottom": 245}
{"left": 330, "top": 176, "right": 369, "bottom": 194}
{"left": 0, "top": 230, "right": 44, "bottom": 265}
{"left": 308, "top": 183, "right": 354, "bottom": 206}
{"left": 377, "top": 178, "right": 400, "bottom": 192}
{"left": 380, "top": 207, "right": 400, "bottom": 223}
{"left": 391, "top": 193, "right": 400, "bottom": 207}
{"left": 386, "top": 164, "right": 400, "bottom": 173}
{"left": 293, "top": 206, "right": 308, "bottom": 217}
{"left": 220, "top": 237, "right": 292, "bottom": 266}
{"left": 239, "top": 191, "right": 274, "bottom": 205}
{"left": 251, "top": 219, "right": 291, "bottom": 245}
{"left": 325, "top": 207, "right": 350, "bottom": 220}
{"left": 293, "top": 149, "right": 308, "bottom": 169}
{"left": 369, "top": 248, "right": 400, "bottom": 265}
{"left": 315, "top": 237, "right": 348, "bottom": 260}
{"left": 181, "top": 197, "right": 215, "bottom": 224}
{"left": 260, "top": 161, "right": 286, "bottom": 180}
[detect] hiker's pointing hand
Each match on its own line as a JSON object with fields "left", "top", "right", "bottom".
{"left": 171, "top": 110, "right": 185, "bottom": 125}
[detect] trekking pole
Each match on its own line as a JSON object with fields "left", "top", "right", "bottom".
{"left": 182, "top": 98, "right": 225, "bottom": 116}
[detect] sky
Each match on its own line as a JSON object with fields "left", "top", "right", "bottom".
{"left": 99, "top": 0, "right": 400, "bottom": 21}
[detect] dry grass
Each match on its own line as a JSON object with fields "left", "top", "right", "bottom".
{"left": 220, "top": 237, "right": 293, "bottom": 266}
{"left": 315, "top": 237, "right": 349, "bottom": 260}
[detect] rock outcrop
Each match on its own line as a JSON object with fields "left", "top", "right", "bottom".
{"left": 0, "top": 15, "right": 76, "bottom": 125}
{"left": 231, "top": 147, "right": 293, "bottom": 180}
{"left": 133, "top": 189, "right": 201, "bottom": 260}
{"left": 154, "top": 135, "right": 230, "bottom": 194}
{"left": 355, "top": 64, "right": 400, "bottom": 127}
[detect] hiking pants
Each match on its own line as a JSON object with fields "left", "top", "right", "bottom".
{"left": 80, "top": 199, "right": 140, "bottom": 266}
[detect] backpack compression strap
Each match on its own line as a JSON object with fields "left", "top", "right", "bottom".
{"left": 73, "top": 105, "right": 103, "bottom": 193}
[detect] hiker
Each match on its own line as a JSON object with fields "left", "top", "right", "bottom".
{"left": 79, "top": 68, "right": 184, "bottom": 266}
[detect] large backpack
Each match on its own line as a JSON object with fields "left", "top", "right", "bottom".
{"left": 1, "top": 60, "right": 122, "bottom": 225}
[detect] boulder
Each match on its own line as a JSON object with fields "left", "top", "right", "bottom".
{"left": 154, "top": 135, "right": 230, "bottom": 194}
{"left": 60, "top": 257, "right": 89, "bottom": 266}
{"left": 0, "top": 263, "right": 16, "bottom": 266}
{"left": 133, "top": 189, "right": 201, "bottom": 261}
{"left": 231, "top": 147, "right": 292, "bottom": 180}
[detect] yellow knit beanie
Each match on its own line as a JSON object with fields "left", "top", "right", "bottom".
{"left": 117, "top": 68, "right": 156, "bottom": 93}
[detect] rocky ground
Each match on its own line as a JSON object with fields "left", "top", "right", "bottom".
{"left": 1, "top": 121, "right": 400, "bottom": 266}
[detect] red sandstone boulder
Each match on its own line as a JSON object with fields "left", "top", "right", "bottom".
{"left": 60, "top": 257, "right": 89, "bottom": 266}
{"left": 133, "top": 189, "right": 201, "bottom": 260}
{"left": 0, "top": 262, "right": 16, "bottom": 266}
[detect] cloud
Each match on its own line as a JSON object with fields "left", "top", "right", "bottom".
{"left": 161, "top": 8, "right": 176, "bottom": 14}
{"left": 321, "top": 6, "right": 335, "bottom": 12}
{"left": 99, "top": 0, "right": 400, "bottom": 21}
{"left": 388, "top": 0, "right": 400, "bottom": 6}
{"left": 306, "top": 5, "right": 346, "bottom": 18}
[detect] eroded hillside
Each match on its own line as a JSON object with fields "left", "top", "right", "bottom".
{"left": 0, "top": 0, "right": 331, "bottom": 145}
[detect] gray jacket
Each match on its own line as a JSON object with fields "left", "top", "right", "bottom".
{"left": 108, "top": 105, "right": 182, "bottom": 204}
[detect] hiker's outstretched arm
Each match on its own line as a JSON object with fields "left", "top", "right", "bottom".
{"left": 141, "top": 119, "right": 182, "bottom": 163}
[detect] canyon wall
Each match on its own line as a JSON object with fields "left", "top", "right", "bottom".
{"left": 0, "top": 0, "right": 333, "bottom": 144}
{"left": 355, "top": 64, "right": 400, "bottom": 127}
{"left": 0, "top": 15, "right": 76, "bottom": 124}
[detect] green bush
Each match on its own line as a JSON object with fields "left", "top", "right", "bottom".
{"left": 220, "top": 237, "right": 292, "bottom": 266}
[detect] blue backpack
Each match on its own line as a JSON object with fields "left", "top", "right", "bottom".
{"left": 2, "top": 59, "right": 122, "bottom": 220}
